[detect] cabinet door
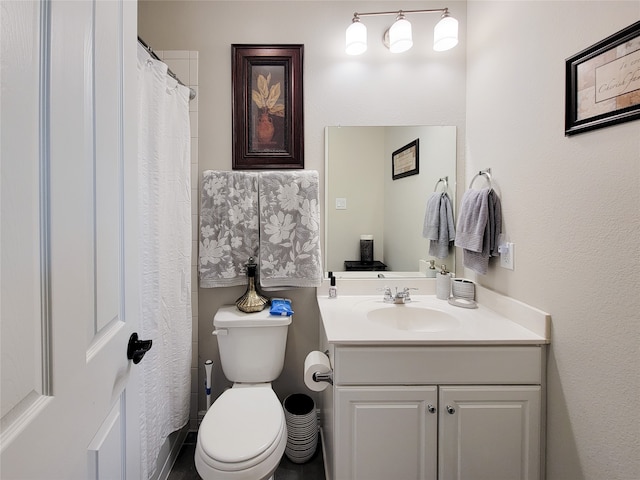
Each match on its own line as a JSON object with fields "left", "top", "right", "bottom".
{"left": 335, "top": 386, "right": 438, "bottom": 480}
{"left": 439, "top": 386, "right": 541, "bottom": 480}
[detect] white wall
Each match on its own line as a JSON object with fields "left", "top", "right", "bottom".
{"left": 466, "top": 2, "right": 640, "bottom": 479}
{"left": 139, "top": 1, "right": 640, "bottom": 479}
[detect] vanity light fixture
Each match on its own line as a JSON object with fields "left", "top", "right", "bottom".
{"left": 345, "top": 7, "right": 458, "bottom": 55}
{"left": 345, "top": 15, "right": 368, "bottom": 55}
{"left": 433, "top": 10, "right": 459, "bottom": 51}
{"left": 385, "top": 12, "right": 413, "bottom": 53}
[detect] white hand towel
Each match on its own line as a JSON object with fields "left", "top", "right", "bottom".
{"left": 258, "top": 170, "right": 323, "bottom": 288}
{"left": 198, "top": 171, "right": 259, "bottom": 287}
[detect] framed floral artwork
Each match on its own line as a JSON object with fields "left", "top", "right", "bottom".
{"left": 232, "top": 44, "right": 304, "bottom": 169}
{"left": 565, "top": 21, "right": 640, "bottom": 136}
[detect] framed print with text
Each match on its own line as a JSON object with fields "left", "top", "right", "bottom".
{"left": 565, "top": 21, "right": 640, "bottom": 136}
{"left": 392, "top": 139, "right": 419, "bottom": 180}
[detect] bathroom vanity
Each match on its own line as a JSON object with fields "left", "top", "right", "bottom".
{"left": 315, "top": 279, "right": 550, "bottom": 480}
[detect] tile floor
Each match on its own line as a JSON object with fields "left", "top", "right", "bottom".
{"left": 167, "top": 432, "right": 326, "bottom": 480}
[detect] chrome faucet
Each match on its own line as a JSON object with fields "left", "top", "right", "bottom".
{"left": 382, "top": 287, "right": 417, "bottom": 304}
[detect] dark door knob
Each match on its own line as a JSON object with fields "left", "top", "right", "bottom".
{"left": 127, "top": 333, "right": 152, "bottom": 364}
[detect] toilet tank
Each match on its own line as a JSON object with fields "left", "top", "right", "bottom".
{"left": 213, "top": 306, "right": 291, "bottom": 383}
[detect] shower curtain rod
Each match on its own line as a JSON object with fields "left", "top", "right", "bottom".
{"left": 138, "top": 36, "right": 196, "bottom": 100}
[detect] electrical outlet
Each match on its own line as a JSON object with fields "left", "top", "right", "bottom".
{"left": 499, "top": 242, "right": 515, "bottom": 270}
{"left": 335, "top": 198, "right": 347, "bottom": 210}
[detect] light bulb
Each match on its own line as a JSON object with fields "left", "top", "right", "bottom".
{"left": 433, "top": 13, "right": 458, "bottom": 51}
{"left": 388, "top": 15, "right": 412, "bottom": 53}
{"left": 346, "top": 19, "right": 367, "bottom": 55}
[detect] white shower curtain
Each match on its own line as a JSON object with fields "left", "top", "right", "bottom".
{"left": 137, "top": 44, "right": 192, "bottom": 479}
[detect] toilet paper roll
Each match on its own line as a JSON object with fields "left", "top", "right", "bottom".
{"left": 304, "top": 351, "right": 332, "bottom": 392}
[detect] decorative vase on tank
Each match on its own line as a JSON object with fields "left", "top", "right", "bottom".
{"left": 235, "top": 257, "right": 270, "bottom": 313}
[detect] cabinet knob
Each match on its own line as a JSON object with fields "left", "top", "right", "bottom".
{"left": 427, "top": 404, "right": 436, "bottom": 414}
{"left": 446, "top": 405, "right": 456, "bottom": 415}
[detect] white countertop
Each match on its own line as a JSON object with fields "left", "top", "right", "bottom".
{"left": 317, "top": 279, "right": 551, "bottom": 345}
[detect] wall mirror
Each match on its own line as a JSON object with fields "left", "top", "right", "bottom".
{"left": 325, "top": 125, "right": 456, "bottom": 277}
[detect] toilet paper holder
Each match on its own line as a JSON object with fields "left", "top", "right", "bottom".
{"left": 305, "top": 349, "right": 334, "bottom": 389}
{"left": 312, "top": 350, "right": 333, "bottom": 385}
{"left": 312, "top": 371, "right": 333, "bottom": 385}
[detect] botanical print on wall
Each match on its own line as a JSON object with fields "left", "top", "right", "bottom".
{"left": 251, "top": 69, "right": 286, "bottom": 152}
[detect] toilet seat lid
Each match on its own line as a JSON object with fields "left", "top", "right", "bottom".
{"left": 199, "top": 386, "right": 283, "bottom": 465}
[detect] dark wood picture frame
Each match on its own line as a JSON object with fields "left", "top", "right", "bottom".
{"left": 392, "top": 139, "right": 419, "bottom": 180}
{"left": 232, "top": 44, "right": 304, "bottom": 169}
{"left": 565, "top": 21, "right": 640, "bottom": 136}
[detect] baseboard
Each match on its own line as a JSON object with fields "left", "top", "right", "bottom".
{"left": 198, "top": 409, "right": 207, "bottom": 427}
{"left": 319, "top": 427, "right": 330, "bottom": 480}
{"left": 153, "top": 425, "right": 189, "bottom": 480}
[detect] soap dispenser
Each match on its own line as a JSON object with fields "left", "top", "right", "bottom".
{"left": 436, "top": 264, "right": 452, "bottom": 300}
{"left": 425, "top": 259, "right": 437, "bottom": 278}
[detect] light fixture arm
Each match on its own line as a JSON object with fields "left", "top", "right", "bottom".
{"left": 352, "top": 7, "right": 448, "bottom": 19}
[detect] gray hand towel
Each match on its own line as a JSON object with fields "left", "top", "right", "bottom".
{"left": 423, "top": 192, "right": 442, "bottom": 240}
{"left": 428, "top": 193, "right": 455, "bottom": 259}
{"left": 455, "top": 188, "right": 501, "bottom": 275}
{"left": 487, "top": 189, "right": 502, "bottom": 257}
{"left": 455, "top": 188, "right": 490, "bottom": 252}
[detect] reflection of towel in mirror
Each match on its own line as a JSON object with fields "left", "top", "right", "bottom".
{"left": 423, "top": 192, "right": 455, "bottom": 259}
{"left": 198, "top": 171, "right": 259, "bottom": 287}
{"left": 258, "top": 170, "right": 323, "bottom": 289}
{"left": 454, "top": 188, "right": 501, "bottom": 275}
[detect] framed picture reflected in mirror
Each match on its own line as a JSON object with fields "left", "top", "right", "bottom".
{"left": 392, "top": 139, "right": 419, "bottom": 180}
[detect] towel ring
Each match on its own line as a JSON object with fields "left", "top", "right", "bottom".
{"left": 469, "top": 169, "right": 492, "bottom": 189}
{"left": 434, "top": 176, "right": 448, "bottom": 193}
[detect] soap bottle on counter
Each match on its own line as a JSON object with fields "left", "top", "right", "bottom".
{"left": 436, "top": 264, "right": 452, "bottom": 300}
{"left": 328, "top": 275, "right": 338, "bottom": 298}
{"left": 425, "top": 259, "right": 437, "bottom": 278}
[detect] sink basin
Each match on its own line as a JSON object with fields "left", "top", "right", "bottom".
{"left": 366, "top": 306, "right": 459, "bottom": 333}
{"left": 317, "top": 292, "right": 550, "bottom": 344}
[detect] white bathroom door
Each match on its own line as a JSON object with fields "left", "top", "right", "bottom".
{"left": 0, "top": 1, "right": 142, "bottom": 479}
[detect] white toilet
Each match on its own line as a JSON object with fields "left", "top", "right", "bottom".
{"left": 195, "top": 306, "right": 291, "bottom": 480}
